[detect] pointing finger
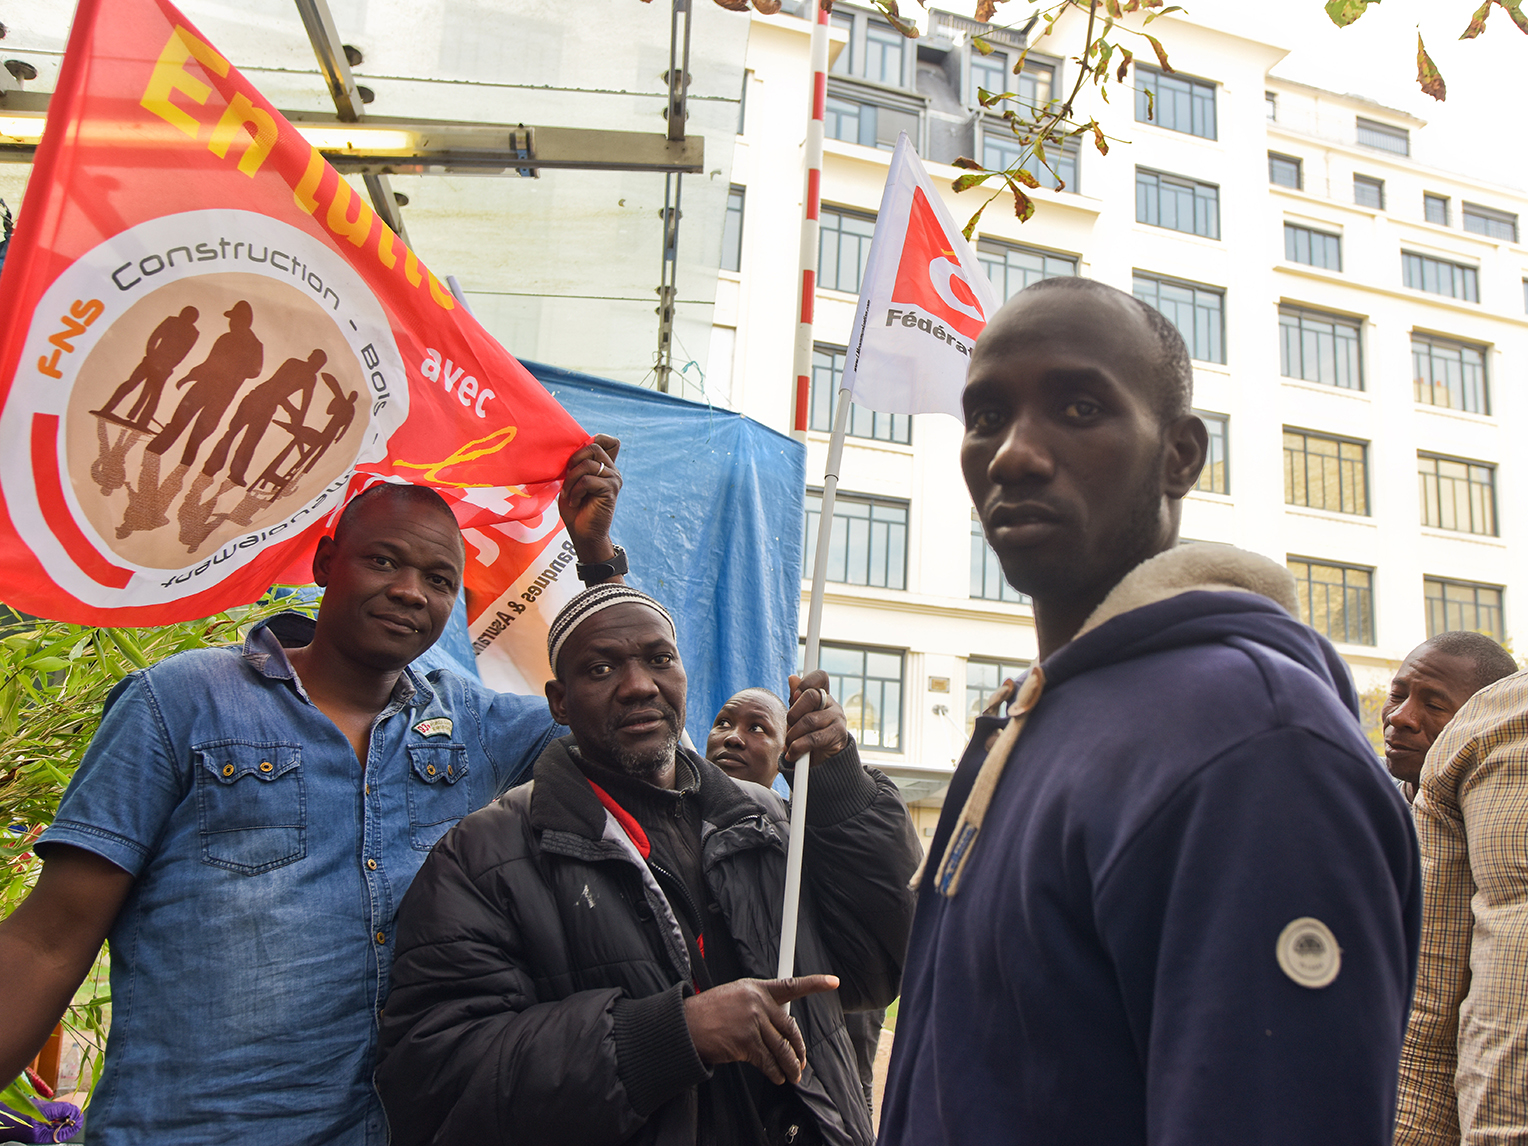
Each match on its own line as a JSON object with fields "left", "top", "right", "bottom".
{"left": 765, "top": 974, "right": 840, "bottom": 1004}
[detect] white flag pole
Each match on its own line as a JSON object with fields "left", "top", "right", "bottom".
{"left": 777, "top": 385, "right": 852, "bottom": 980}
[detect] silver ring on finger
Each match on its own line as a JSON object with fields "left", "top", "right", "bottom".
{"left": 598, "top": 462, "right": 606, "bottom": 476}
{"left": 817, "top": 688, "right": 829, "bottom": 711}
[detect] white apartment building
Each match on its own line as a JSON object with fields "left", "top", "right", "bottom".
{"left": 716, "top": 3, "right": 1528, "bottom": 825}
{"left": 6, "top": 2, "right": 1526, "bottom": 825}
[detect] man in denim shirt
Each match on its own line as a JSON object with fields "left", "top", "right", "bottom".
{"left": 0, "top": 437, "right": 625, "bottom": 1145}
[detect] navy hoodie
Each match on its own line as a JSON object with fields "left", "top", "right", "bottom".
{"left": 879, "top": 558, "right": 1420, "bottom": 1146}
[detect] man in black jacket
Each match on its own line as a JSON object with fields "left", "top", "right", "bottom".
{"left": 376, "top": 584, "right": 921, "bottom": 1146}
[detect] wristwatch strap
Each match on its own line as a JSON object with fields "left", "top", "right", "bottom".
{"left": 576, "top": 544, "right": 628, "bottom": 585}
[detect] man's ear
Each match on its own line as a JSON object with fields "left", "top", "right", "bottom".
{"left": 1162, "top": 414, "right": 1209, "bottom": 499}
{"left": 311, "top": 535, "right": 337, "bottom": 587}
{"left": 545, "top": 678, "right": 567, "bottom": 725}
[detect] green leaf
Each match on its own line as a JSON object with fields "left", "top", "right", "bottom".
{"left": 0, "top": 1077, "right": 42, "bottom": 1119}
{"left": 1417, "top": 32, "right": 1447, "bottom": 99}
{"left": 972, "top": 36, "right": 994, "bottom": 55}
{"left": 953, "top": 172, "right": 992, "bottom": 192}
{"left": 1009, "top": 165, "right": 1041, "bottom": 189}
{"left": 1324, "top": 0, "right": 1377, "bottom": 28}
{"left": 26, "top": 657, "right": 68, "bottom": 673}
{"left": 1497, "top": 0, "right": 1528, "bottom": 33}
{"left": 1104, "top": 0, "right": 1123, "bottom": 15}
{"left": 1008, "top": 182, "right": 1036, "bottom": 223}
{"left": 961, "top": 199, "right": 990, "bottom": 241}
{"left": 1461, "top": 0, "right": 1492, "bottom": 36}
{"left": 1144, "top": 33, "right": 1173, "bottom": 71}
{"left": 1116, "top": 45, "right": 1135, "bottom": 82}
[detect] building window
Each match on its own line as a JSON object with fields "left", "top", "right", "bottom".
{"left": 816, "top": 643, "right": 903, "bottom": 750}
{"left": 1463, "top": 202, "right": 1519, "bottom": 243}
{"left": 863, "top": 22, "right": 906, "bottom": 86}
{"left": 1354, "top": 174, "right": 1385, "bottom": 210}
{"left": 970, "top": 49, "right": 1008, "bottom": 102}
{"left": 965, "top": 657, "right": 1031, "bottom": 733}
{"left": 975, "top": 240, "right": 1076, "bottom": 302}
{"left": 1356, "top": 116, "right": 1409, "bottom": 155}
{"left": 1403, "top": 251, "right": 1479, "bottom": 303}
{"left": 1413, "top": 334, "right": 1488, "bottom": 414}
{"left": 982, "top": 129, "right": 1079, "bottom": 192}
{"left": 829, "top": 12, "right": 855, "bottom": 74}
{"left": 1195, "top": 411, "right": 1228, "bottom": 494}
{"left": 738, "top": 70, "right": 749, "bottom": 135}
{"left": 818, "top": 207, "right": 876, "bottom": 293}
{"left": 1136, "top": 169, "right": 1220, "bottom": 239}
{"left": 1284, "top": 429, "right": 1368, "bottom": 515}
{"left": 1284, "top": 223, "right": 1341, "bottom": 270}
{"left": 824, "top": 91, "right": 920, "bottom": 151}
{"left": 721, "top": 186, "right": 744, "bottom": 273}
{"left": 1523, "top": 279, "right": 1528, "bottom": 314}
{"left": 1134, "top": 65, "right": 1216, "bottom": 139}
{"left": 970, "top": 51, "right": 1055, "bottom": 109}
{"left": 809, "top": 345, "right": 911, "bottom": 443}
{"left": 1265, "top": 91, "right": 1277, "bottom": 121}
{"left": 1279, "top": 307, "right": 1362, "bottom": 390}
{"left": 1424, "top": 193, "right": 1450, "bottom": 226}
{"left": 1132, "top": 273, "right": 1224, "bottom": 364}
{"left": 1289, "top": 558, "right": 1375, "bottom": 646}
{"left": 1269, "top": 152, "right": 1302, "bottom": 189}
{"left": 804, "top": 490, "right": 909, "bottom": 589}
{"left": 1418, "top": 453, "right": 1497, "bottom": 536}
{"left": 970, "top": 512, "right": 1030, "bottom": 603}
{"left": 1425, "top": 578, "right": 1505, "bottom": 642}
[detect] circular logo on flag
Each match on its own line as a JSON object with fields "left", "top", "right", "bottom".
{"left": 1, "top": 209, "right": 408, "bottom": 606}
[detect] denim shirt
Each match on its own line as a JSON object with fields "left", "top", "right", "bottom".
{"left": 37, "top": 613, "right": 559, "bottom": 1146}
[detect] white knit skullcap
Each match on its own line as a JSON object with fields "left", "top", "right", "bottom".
{"left": 547, "top": 584, "right": 677, "bottom": 672}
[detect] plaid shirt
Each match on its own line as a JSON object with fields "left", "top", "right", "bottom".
{"left": 1396, "top": 670, "right": 1528, "bottom": 1145}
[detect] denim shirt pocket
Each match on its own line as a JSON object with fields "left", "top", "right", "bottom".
{"left": 406, "top": 744, "right": 470, "bottom": 851}
{"left": 194, "top": 741, "right": 306, "bottom": 874}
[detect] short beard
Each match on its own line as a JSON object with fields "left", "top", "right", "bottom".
{"left": 611, "top": 731, "right": 679, "bottom": 780}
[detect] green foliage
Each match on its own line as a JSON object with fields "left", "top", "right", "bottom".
{"left": 1417, "top": 32, "right": 1447, "bottom": 100}
{"left": 0, "top": 596, "right": 303, "bottom": 1102}
{"left": 1324, "top": 0, "right": 1380, "bottom": 28}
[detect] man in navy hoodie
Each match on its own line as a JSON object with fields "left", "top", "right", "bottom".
{"left": 878, "top": 277, "right": 1419, "bottom": 1145}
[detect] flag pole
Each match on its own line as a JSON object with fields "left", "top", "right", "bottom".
{"left": 789, "top": 0, "right": 829, "bottom": 445}
{"left": 777, "top": 384, "right": 851, "bottom": 979}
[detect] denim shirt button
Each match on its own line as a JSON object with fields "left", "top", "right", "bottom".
{"left": 374, "top": 931, "right": 386, "bottom": 944}
{"left": 366, "top": 859, "right": 377, "bottom": 871}
{"left": 426, "top": 764, "right": 437, "bottom": 776}
{"left": 221, "top": 764, "right": 234, "bottom": 777}
{"left": 259, "top": 761, "right": 273, "bottom": 773}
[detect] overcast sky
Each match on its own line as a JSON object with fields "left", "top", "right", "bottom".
{"left": 931, "top": 0, "right": 1527, "bottom": 191}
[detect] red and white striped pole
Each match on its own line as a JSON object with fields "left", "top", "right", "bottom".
{"left": 778, "top": 0, "right": 833, "bottom": 982}
{"left": 789, "top": 1, "right": 829, "bottom": 444}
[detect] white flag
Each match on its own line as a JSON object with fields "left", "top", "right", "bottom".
{"left": 840, "top": 134, "right": 1001, "bottom": 421}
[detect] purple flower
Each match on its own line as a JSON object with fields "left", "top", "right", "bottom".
{"left": 0, "top": 1099, "right": 82, "bottom": 1143}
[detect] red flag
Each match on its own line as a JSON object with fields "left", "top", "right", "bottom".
{"left": 0, "top": 0, "right": 590, "bottom": 625}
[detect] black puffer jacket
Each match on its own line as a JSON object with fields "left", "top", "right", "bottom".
{"left": 376, "top": 735, "right": 920, "bottom": 1146}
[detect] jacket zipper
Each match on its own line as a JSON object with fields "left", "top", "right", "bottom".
{"left": 646, "top": 857, "right": 703, "bottom": 938}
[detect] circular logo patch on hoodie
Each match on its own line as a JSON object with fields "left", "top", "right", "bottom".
{"left": 1276, "top": 917, "right": 1341, "bottom": 989}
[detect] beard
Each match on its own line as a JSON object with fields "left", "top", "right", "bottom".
{"left": 604, "top": 703, "right": 683, "bottom": 780}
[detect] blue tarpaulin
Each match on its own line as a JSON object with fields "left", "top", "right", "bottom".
{"left": 422, "top": 362, "right": 806, "bottom": 749}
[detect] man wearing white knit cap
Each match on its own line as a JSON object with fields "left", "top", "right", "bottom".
{"left": 377, "top": 584, "right": 921, "bottom": 1146}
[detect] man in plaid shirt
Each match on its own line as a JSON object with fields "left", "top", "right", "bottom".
{"left": 1396, "top": 661, "right": 1528, "bottom": 1144}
